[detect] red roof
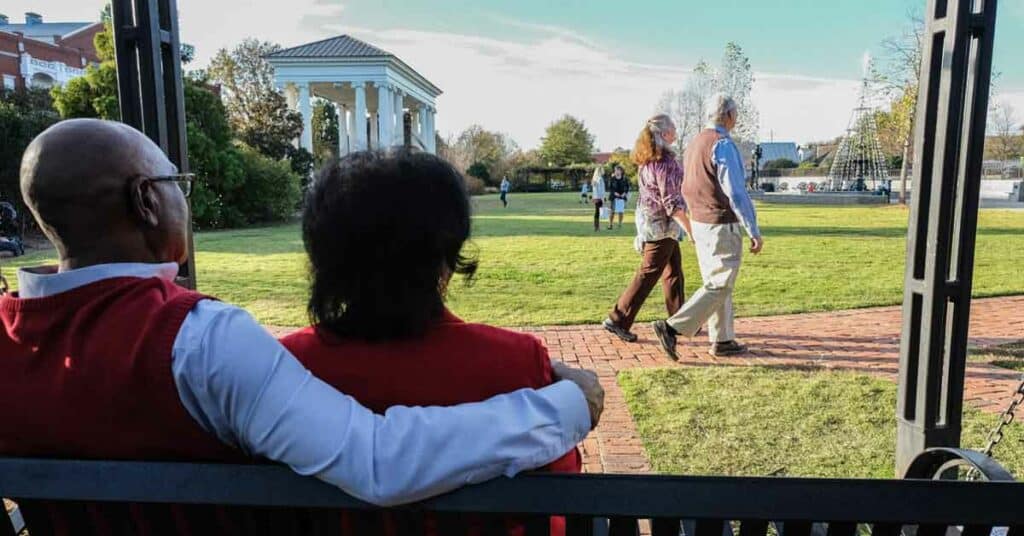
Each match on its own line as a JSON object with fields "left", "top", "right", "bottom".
{"left": 591, "top": 152, "right": 612, "bottom": 164}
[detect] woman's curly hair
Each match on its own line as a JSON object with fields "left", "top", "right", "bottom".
{"left": 632, "top": 114, "right": 675, "bottom": 166}
{"left": 302, "top": 149, "right": 478, "bottom": 341}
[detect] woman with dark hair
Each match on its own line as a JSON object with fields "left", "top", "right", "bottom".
{"left": 281, "top": 149, "right": 580, "bottom": 535}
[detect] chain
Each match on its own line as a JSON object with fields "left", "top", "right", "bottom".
{"left": 980, "top": 376, "right": 1024, "bottom": 457}
{"left": 968, "top": 375, "right": 1024, "bottom": 481}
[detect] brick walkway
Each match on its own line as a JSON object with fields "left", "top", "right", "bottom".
{"left": 271, "top": 296, "right": 1024, "bottom": 475}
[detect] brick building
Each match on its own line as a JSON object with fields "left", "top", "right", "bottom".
{"left": 0, "top": 12, "right": 102, "bottom": 91}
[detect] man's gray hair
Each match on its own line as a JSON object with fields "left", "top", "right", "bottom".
{"left": 708, "top": 94, "right": 738, "bottom": 125}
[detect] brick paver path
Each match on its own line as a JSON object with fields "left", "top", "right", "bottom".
{"left": 270, "top": 296, "right": 1024, "bottom": 475}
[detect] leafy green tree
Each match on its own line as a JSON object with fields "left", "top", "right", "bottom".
{"left": 207, "top": 39, "right": 303, "bottom": 161}
{"left": 51, "top": 23, "right": 118, "bottom": 120}
{"left": 449, "top": 125, "right": 514, "bottom": 185}
{"left": 0, "top": 88, "right": 60, "bottom": 208}
{"left": 466, "top": 162, "right": 491, "bottom": 184}
{"left": 605, "top": 149, "right": 638, "bottom": 184}
{"left": 539, "top": 115, "right": 595, "bottom": 166}
{"left": 311, "top": 99, "right": 340, "bottom": 166}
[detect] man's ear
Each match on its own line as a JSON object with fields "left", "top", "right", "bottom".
{"left": 128, "top": 175, "right": 161, "bottom": 227}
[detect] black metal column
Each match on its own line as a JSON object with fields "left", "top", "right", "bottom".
{"left": 110, "top": 0, "right": 196, "bottom": 289}
{"left": 895, "top": 0, "right": 998, "bottom": 475}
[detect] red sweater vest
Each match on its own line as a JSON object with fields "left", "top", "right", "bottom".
{"left": 281, "top": 310, "right": 582, "bottom": 536}
{"left": 0, "top": 276, "right": 237, "bottom": 461}
{"left": 0, "top": 276, "right": 256, "bottom": 535}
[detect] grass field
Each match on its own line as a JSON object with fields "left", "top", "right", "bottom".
{"left": 619, "top": 367, "right": 1024, "bottom": 479}
{"left": 2, "top": 193, "right": 1023, "bottom": 327}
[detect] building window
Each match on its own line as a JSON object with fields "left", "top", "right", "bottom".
{"left": 2, "top": 75, "right": 15, "bottom": 90}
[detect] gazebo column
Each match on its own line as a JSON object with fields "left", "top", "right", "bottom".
{"left": 297, "top": 82, "right": 313, "bottom": 151}
{"left": 376, "top": 83, "right": 394, "bottom": 150}
{"left": 393, "top": 90, "right": 405, "bottom": 146}
{"left": 369, "top": 112, "right": 379, "bottom": 150}
{"left": 352, "top": 82, "right": 367, "bottom": 151}
{"left": 425, "top": 106, "right": 436, "bottom": 154}
{"left": 337, "top": 105, "right": 349, "bottom": 156}
{"left": 418, "top": 106, "right": 429, "bottom": 151}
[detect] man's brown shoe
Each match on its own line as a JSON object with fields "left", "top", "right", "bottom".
{"left": 710, "top": 340, "right": 748, "bottom": 357}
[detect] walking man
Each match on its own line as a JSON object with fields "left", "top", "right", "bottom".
{"left": 652, "top": 95, "right": 764, "bottom": 359}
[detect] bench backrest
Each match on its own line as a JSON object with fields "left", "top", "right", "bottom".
{"left": 4, "top": 450, "right": 1023, "bottom": 536}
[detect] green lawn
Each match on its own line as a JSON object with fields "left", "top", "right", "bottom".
{"left": 619, "top": 367, "right": 1024, "bottom": 479}
{"left": 3, "top": 193, "right": 1023, "bottom": 327}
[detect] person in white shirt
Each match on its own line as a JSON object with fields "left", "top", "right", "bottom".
{"left": 4, "top": 118, "right": 604, "bottom": 506}
{"left": 590, "top": 167, "right": 607, "bottom": 232}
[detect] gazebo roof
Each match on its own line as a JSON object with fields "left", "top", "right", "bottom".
{"left": 266, "top": 35, "right": 389, "bottom": 59}
{"left": 265, "top": 34, "right": 442, "bottom": 98}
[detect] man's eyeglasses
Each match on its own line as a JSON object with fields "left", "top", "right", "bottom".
{"left": 144, "top": 173, "right": 195, "bottom": 198}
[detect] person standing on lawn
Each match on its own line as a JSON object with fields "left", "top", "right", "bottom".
{"left": 500, "top": 175, "right": 511, "bottom": 208}
{"left": 607, "top": 165, "right": 630, "bottom": 229}
{"left": 603, "top": 114, "right": 692, "bottom": 343}
{"left": 652, "top": 94, "right": 764, "bottom": 359}
{"left": 590, "top": 167, "right": 607, "bottom": 232}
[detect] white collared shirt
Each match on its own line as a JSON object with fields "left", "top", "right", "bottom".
{"left": 16, "top": 263, "right": 590, "bottom": 506}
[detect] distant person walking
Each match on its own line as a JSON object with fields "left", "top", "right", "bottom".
{"left": 607, "top": 165, "right": 630, "bottom": 229}
{"left": 591, "top": 167, "right": 607, "bottom": 232}
{"left": 603, "top": 114, "right": 692, "bottom": 342}
{"left": 652, "top": 95, "right": 764, "bottom": 359}
{"left": 580, "top": 181, "right": 590, "bottom": 204}
{"left": 500, "top": 175, "right": 511, "bottom": 207}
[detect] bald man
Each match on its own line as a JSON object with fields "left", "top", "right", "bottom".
{"left": 0, "top": 119, "right": 602, "bottom": 512}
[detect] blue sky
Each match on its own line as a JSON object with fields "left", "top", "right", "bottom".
{"left": 9, "top": 0, "right": 1023, "bottom": 149}
{"left": 323, "top": 0, "right": 1023, "bottom": 87}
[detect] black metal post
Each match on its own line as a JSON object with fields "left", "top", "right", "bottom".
{"left": 110, "top": 0, "right": 196, "bottom": 289}
{"left": 895, "top": 0, "right": 998, "bottom": 475}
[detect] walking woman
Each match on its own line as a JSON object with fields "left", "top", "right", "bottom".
{"left": 603, "top": 114, "right": 693, "bottom": 342}
{"left": 591, "top": 167, "right": 607, "bottom": 231}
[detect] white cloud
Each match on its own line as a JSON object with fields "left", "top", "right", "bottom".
{"left": 177, "top": 0, "right": 345, "bottom": 66}
{"left": 324, "top": 24, "right": 864, "bottom": 148}
{"left": 9, "top": 1, "right": 964, "bottom": 149}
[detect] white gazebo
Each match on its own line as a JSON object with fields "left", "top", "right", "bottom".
{"left": 266, "top": 35, "right": 442, "bottom": 155}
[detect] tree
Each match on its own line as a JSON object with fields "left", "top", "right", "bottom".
{"left": 207, "top": 39, "right": 303, "bottom": 161}
{"left": 987, "top": 101, "right": 1024, "bottom": 162}
{"left": 311, "top": 99, "right": 340, "bottom": 166}
{"left": 449, "top": 125, "right": 515, "bottom": 184}
{"left": 51, "top": 22, "right": 119, "bottom": 120}
{"left": 605, "top": 149, "right": 638, "bottom": 185}
{"left": 717, "top": 42, "right": 759, "bottom": 143}
{"left": 466, "top": 162, "right": 491, "bottom": 184}
{"left": 876, "top": 10, "right": 925, "bottom": 204}
{"left": 539, "top": 115, "right": 595, "bottom": 166}
{"left": 0, "top": 88, "right": 60, "bottom": 208}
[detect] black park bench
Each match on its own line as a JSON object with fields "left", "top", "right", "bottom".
{"left": 3, "top": 448, "right": 1023, "bottom": 536}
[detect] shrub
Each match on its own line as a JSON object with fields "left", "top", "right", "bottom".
{"left": 464, "top": 175, "right": 486, "bottom": 196}
{"left": 466, "top": 161, "right": 491, "bottom": 184}
{"left": 233, "top": 143, "right": 302, "bottom": 223}
{"left": 765, "top": 158, "right": 799, "bottom": 170}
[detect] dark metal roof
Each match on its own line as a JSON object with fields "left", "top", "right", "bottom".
{"left": 266, "top": 35, "right": 391, "bottom": 59}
